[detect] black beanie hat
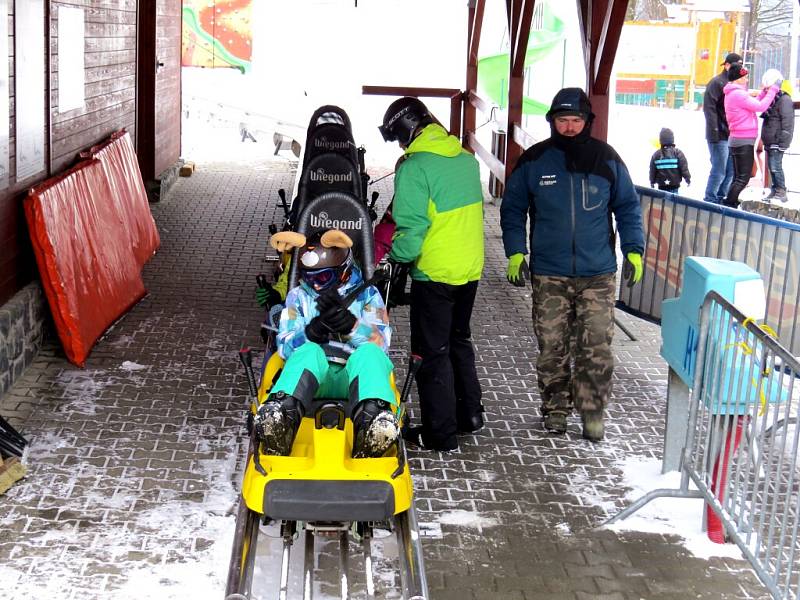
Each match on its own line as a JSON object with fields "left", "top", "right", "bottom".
{"left": 546, "top": 88, "right": 594, "bottom": 122}
{"left": 659, "top": 128, "right": 674, "bottom": 146}
{"left": 727, "top": 63, "right": 749, "bottom": 82}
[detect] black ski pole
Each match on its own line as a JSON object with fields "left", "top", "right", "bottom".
{"left": 238, "top": 347, "right": 266, "bottom": 476}
{"left": 238, "top": 348, "right": 259, "bottom": 401}
{"left": 277, "top": 189, "right": 290, "bottom": 218}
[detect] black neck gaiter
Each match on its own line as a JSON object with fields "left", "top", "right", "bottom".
{"left": 550, "top": 119, "right": 616, "bottom": 185}
{"left": 551, "top": 120, "right": 595, "bottom": 173}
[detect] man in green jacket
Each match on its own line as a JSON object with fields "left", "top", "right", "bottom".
{"left": 379, "top": 97, "right": 485, "bottom": 451}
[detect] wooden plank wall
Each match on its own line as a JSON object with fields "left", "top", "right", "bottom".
{"left": 50, "top": 0, "right": 137, "bottom": 173}
{"left": 0, "top": 1, "right": 156, "bottom": 306}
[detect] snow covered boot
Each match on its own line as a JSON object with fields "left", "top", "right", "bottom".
{"left": 543, "top": 410, "right": 568, "bottom": 434}
{"left": 254, "top": 392, "right": 303, "bottom": 456}
{"left": 581, "top": 411, "right": 605, "bottom": 442}
{"left": 351, "top": 399, "right": 399, "bottom": 458}
{"left": 457, "top": 412, "right": 485, "bottom": 434}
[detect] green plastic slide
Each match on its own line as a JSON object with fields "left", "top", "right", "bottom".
{"left": 477, "top": 8, "right": 565, "bottom": 115}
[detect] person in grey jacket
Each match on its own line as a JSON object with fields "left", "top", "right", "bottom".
{"left": 702, "top": 52, "right": 740, "bottom": 203}
{"left": 760, "top": 69, "right": 794, "bottom": 203}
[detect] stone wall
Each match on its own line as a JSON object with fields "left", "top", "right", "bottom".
{"left": 0, "top": 283, "right": 48, "bottom": 398}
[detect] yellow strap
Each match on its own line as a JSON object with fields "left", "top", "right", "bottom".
{"left": 723, "top": 318, "right": 778, "bottom": 415}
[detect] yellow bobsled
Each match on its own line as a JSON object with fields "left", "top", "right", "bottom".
{"left": 241, "top": 351, "right": 414, "bottom": 522}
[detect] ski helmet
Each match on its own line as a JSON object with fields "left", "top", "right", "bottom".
{"left": 298, "top": 232, "right": 354, "bottom": 292}
{"left": 379, "top": 97, "right": 434, "bottom": 146}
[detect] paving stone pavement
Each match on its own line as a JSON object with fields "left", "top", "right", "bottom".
{"left": 0, "top": 156, "right": 772, "bottom": 600}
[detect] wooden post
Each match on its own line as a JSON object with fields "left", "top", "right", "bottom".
{"left": 586, "top": 0, "right": 627, "bottom": 142}
{"left": 464, "top": 0, "right": 486, "bottom": 148}
{"left": 504, "top": 0, "right": 535, "bottom": 180}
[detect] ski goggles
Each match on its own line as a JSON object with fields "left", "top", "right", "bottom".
{"left": 378, "top": 124, "right": 397, "bottom": 143}
{"left": 302, "top": 266, "right": 340, "bottom": 291}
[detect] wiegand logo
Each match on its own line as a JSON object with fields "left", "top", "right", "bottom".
{"left": 314, "top": 137, "right": 351, "bottom": 151}
{"left": 310, "top": 211, "right": 363, "bottom": 230}
{"left": 309, "top": 168, "right": 353, "bottom": 184}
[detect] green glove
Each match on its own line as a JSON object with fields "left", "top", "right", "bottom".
{"left": 256, "top": 287, "right": 269, "bottom": 307}
{"left": 506, "top": 253, "right": 530, "bottom": 287}
{"left": 622, "top": 252, "right": 643, "bottom": 287}
{"left": 256, "top": 283, "right": 282, "bottom": 308}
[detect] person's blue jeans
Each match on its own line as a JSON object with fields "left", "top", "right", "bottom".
{"left": 767, "top": 148, "right": 786, "bottom": 190}
{"left": 704, "top": 141, "right": 734, "bottom": 203}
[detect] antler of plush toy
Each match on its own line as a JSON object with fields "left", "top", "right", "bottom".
{"left": 320, "top": 230, "right": 353, "bottom": 249}
{"left": 269, "top": 229, "right": 353, "bottom": 252}
{"left": 269, "top": 231, "right": 306, "bottom": 252}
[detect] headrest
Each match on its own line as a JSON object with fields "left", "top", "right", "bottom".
{"left": 303, "top": 124, "right": 358, "bottom": 167}
{"left": 289, "top": 192, "right": 375, "bottom": 288}
{"left": 306, "top": 105, "right": 352, "bottom": 135}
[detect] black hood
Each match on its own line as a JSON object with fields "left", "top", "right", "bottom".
{"left": 659, "top": 128, "right": 674, "bottom": 146}
{"left": 545, "top": 88, "right": 595, "bottom": 123}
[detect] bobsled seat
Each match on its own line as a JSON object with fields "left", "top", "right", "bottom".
{"left": 294, "top": 152, "right": 364, "bottom": 218}
{"left": 302, "top": 123, "right": 359, "bottom": 170}
{"left": 288, "top": 191, "right": 375, "bottom": 290}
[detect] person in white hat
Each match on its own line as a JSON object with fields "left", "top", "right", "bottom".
{"left": 759, "top": 68, "right": 794, "bottom": 202}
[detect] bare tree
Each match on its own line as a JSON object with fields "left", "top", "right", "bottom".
{"left": 744, "top": 0, "right": 793, "bottom": 51}
{"left": 625, "top": 0, "right": 667, "bottom": 21}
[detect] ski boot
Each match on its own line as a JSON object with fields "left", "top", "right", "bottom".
{"left": 351, "top": 399, "right": 399, "bottom": 458}
{"left": 254, "top": 391, "right": 303, "bottom": 456}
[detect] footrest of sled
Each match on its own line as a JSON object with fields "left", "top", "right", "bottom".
{"left": 264, "top": 479, "right": 395, "bottom": 521}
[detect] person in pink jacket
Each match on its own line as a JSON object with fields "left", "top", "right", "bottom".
{"left": 722, "top": 63, "right": 781, "bottom": 207}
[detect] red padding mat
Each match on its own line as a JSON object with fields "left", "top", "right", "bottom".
{"left": 24, "top": 159, "right": 146, "bottom": 367}
{"left": 83, "top": 130, "right": 160, "bottom": 266}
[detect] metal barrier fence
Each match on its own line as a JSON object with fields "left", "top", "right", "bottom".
{"left": 618, "top": 188, "right": 800, "bottom": 355}
{"left": 607, "top": 291, "right": 800, "bottom": 599}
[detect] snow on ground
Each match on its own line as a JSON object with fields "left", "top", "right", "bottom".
{"left": 0, "top": 354, "right": 242, "bottom": 600}
{"left": 600, "top": 457, "right": 744, "bottom": 561}
{"left": 437, "top": 509, "right": 500, "bottom": 530}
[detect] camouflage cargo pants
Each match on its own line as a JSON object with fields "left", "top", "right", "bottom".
{"left": 531, "top": 273, "right": 615, "bottom": 415}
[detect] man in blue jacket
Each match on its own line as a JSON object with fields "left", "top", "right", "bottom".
{"left": 500, "top": 88, "right": 644, "bottom": 441}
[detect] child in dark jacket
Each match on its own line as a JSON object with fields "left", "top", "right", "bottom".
{"left": 649, "top": 128, "right": 691, "bottom": 193}
{"left": 760, "top": 69, "right": 794, "bottom": 203}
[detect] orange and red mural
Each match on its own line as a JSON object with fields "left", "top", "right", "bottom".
{"left": 182, "top": 0, "right": 253, "bottom": 73}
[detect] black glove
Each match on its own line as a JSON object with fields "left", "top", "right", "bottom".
{"left": 387, "top": 261, "right": 411, "bottom": 309}
{"left": 321, "top": 306, "right": 357, "bottom": 334}
{"left": 305, "top": 316, "right": 331, "bottom": 344}
{"left": 315, "top": 289, "right": 344, "bottom": 314}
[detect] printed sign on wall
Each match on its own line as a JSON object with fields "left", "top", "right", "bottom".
{"left": 15, "top": 0, "right": 46, "bottom": 181}
{"left": 181, "top": 0, "right": 253, "bottom": 73}
{"left": 58, "top": 7, "right": 85, "bottom": 113}
{"left": 0, "top": 0, "right": 9, "bottom": 188}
